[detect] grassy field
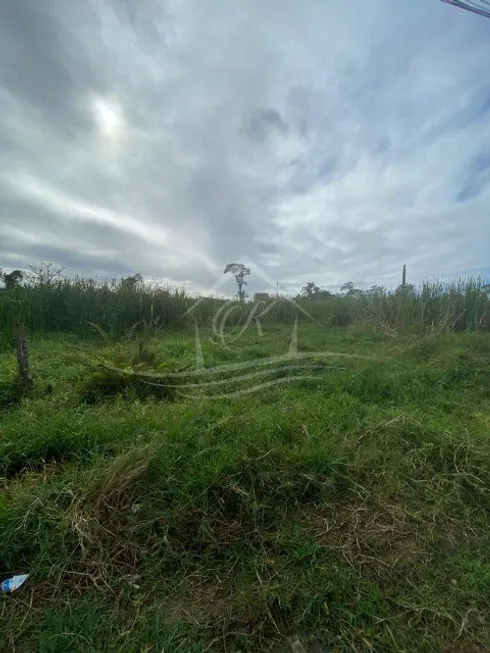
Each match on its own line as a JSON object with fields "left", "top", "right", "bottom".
{"left": 1, "top": 321, "right": 490, "bottom": 652}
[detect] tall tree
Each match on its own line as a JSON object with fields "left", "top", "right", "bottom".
{"left": 316, "top": 289, "right": 333, "bottom": 299}
{"left": 367, "top": 285, "right": 385, "bottom": 295}
{"left": 300, "top": 282, "right": 332, "bottom": 300}
{"left": 341, "top": 281, "right": 363, "bottom": 297}
{"left": 121, "top": 273, "right": 143, "bottom": 290}
{"left": 224, "top": 263, "right": 251, "bottom": 302}
{"left": 301, "top": 281, "right": 321, "bottom": 299}
{"left": 28, "top": 263, "right": 65, "bottom": 285}
{"left": 1, "top": 269, "right": 23, "bottom": 290}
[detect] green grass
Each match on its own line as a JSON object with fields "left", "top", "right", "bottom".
{"left": 1, "top": 275, "right": 489, "bottom": 344}
{"left": 1, "top": 323, "right": 490, "bottom": 652}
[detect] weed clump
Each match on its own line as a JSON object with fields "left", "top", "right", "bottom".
{"left": 77, "top": 332, "right": 179, "bottom": 404}
{"left": 79, "top": 366, "right": 177, "bottom": 404}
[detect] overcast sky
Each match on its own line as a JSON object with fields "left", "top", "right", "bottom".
{"left": 0, "top": 0, "right": 489, "bottom": 295}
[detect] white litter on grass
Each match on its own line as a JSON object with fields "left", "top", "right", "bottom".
{"left": 1, "top": 574, "right": 29, "bottom": 593}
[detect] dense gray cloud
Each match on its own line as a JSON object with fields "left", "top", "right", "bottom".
{"left": 0, "top": 0, "right": 489, "bottom": 295}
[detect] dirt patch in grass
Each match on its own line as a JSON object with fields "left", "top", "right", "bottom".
{"left": 302, "top": 500, "right": 427, "bottom": 577}
{"left": 164, "top": 582, "right": 234, "bottom": 625}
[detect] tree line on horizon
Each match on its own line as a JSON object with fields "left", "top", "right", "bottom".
{"left": 222, "top": 261, "right": 417, "bottom": 302}
{"left": 0, "top": 261, "right": 485, "bottom": 305}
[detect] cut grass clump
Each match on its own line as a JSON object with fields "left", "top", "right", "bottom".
{"left": 78, "top": 366, "right": 177, "bottom": 404}
{"left": 77, "top": 336, "right": 180, "bottom": 403}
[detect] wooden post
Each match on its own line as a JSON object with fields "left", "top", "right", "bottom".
{"left": 15, "top": 324, "right": 33, "bottom": 391}
{"left": 402, "top": 265, "right": 407, "bottom": 288}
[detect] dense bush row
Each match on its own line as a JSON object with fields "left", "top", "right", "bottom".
{"left": 0, "top": 272, "right": 489, "bottom": 344}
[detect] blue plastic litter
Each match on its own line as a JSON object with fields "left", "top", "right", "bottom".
{"left": 1, "top": 574, "right": 29, "bottom": 593}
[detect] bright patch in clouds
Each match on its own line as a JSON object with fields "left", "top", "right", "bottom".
{"left": 0, "top": 0, "right": 489, "bottom": 292}
{"left": 91, "top": 97, "right": 124, "bottom": 138}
